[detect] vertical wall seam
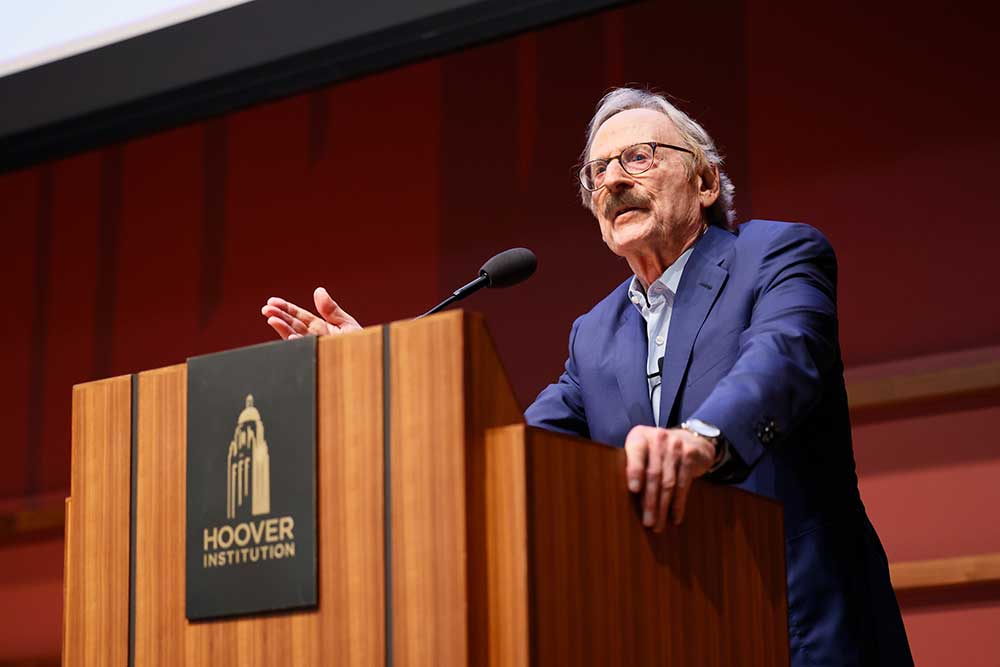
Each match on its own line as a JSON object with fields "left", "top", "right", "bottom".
{"left": 308, "top": 90, "right": 330, "bottom": 166}
{"left": 200, "top": 119, "right": 228, "bottom": 329}
{"left": 93, "top": 146, "right": 123, "bottom": 379}
{"left": 26, "top": 166, "right": 54, "bottom": 495}
{"left": 516, "top": 33, "right": 538, "bottom": 191}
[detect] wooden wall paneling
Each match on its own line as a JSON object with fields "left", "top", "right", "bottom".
{"left": 0, "top": 501, "right": 64, "bottom": 542}
{"left": 64, "top": 375, "right": 132, "bottom": 667}
{"left": 522, "top": 426, "right": 788, "bottom": 667}
{"left": 849, "top": 358, "right": 1000, "bottom": 413}
{"left": 891, "top": 552, "right": 1000, "bottom": 593}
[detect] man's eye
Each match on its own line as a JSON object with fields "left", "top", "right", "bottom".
{"left": 625, "top": 151, "right": 651, "bottom": 165}
{"left": 593, "top": 162, "right": 608, "bottom": 175}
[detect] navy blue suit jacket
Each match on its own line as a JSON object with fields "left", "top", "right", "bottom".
{"left": 525, "top": 220, "right": 912, "bottom": 666}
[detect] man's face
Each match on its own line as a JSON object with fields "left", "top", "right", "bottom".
{"left": 588, "top": 109, "right": 707, "bottom": 259}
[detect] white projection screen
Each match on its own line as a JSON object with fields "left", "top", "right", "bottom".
{"left": 0, "top": 0, "right": 256, "bottom": 79}
{"left": 0, "top": 0, "right": 628, "bottom": 171}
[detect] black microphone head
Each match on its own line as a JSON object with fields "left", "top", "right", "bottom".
{"left": 479, "top": 247, "right": 537, "bottom": 288}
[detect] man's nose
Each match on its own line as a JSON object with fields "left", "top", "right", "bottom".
{"left": 602, "top": 159, "right": 633, "bottom": 191}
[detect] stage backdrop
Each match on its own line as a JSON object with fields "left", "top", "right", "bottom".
{"left": 1, "top": 1, "right": 999, "bottom": 664}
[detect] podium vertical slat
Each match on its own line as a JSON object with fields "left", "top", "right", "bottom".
{"left": 389, "top": 314, "right": 469, "bottom": 666}
{"left": 133, "top": 365, "right": 185, "bottom": 665}
{"left": 65, "top": 375, "right": 132, "bottom": 667}
{"left": 482, "top": 425, "right": 530, "bottom": 667}
{"left": 314, "top": 329, "right": 385, "bottom": 665}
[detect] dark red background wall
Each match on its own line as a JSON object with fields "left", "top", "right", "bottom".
{"left": 1, "top": 0, "right": 998, "bottom": 663}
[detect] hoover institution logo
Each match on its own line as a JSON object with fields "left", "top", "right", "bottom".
{"left": 227, "top": 394, "right": 270, "bottom": 519}
{"left": 200, "top": 394, "right": 297, "bottom": 569}
{"left": 186, "top": 336, "right": 317, "bottom": 620}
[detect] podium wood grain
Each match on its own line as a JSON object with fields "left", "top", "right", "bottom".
{"left": 128, "top": 329, "right": 384, "bottom": 666}
{"left": 64, "top": 375, "right": 132, "bottom": 667}
{"left": 483, "top": 424, "right": 789, "bottom": 667}
{"left": 66, "top": 311, "right": 788, "bottom": 666}
{"left": 387, "top": 312, "right": 523, "bottom": 667}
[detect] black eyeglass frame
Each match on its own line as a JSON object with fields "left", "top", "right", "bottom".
{"left": 579, "top": 141, "right": 694, "bottom": 192}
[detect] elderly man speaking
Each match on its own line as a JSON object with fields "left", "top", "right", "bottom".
{"left": 262, "top": 88, "right": 913, "bottom": 666}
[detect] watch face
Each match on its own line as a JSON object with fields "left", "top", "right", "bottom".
{"left": 687, "top": 419, "right": 721, "bottom": 439}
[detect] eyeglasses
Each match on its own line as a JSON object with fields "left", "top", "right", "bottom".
{"left": 579, "top": 142, "right": 693, "bottom": 192}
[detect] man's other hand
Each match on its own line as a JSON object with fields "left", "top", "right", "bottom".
{"left": 261, "top": 287, "right": 362, "bottom": 340}
{"left": 624, "top": 425, "right": 716, "bottom": 532}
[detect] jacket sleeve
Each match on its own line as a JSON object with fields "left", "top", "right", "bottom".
{"left": 524, "top": 315, "right": 591, "bottom": 439}
{"left": 691, "top": 223, "right": 840, "bottom": 472}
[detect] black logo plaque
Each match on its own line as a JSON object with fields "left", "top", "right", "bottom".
{"left": 186, "top": 336, "right": 317, "bottom": 620}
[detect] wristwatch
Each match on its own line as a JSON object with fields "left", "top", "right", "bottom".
{"left": 681, "top": 418, "right": 729, "bottom": 471}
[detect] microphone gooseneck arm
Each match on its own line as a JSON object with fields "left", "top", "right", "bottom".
{"left": 416, "top": 274, "right": 488, "bottom": 319}
{"left": 414, "top": 247, "right": 537, "bottom": 320}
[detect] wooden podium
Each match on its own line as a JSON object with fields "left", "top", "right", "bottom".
{"left": 63, "top": 310, "right": 788, "bottom": 666}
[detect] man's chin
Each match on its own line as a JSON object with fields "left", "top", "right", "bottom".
{"left": 609, "top": 226, "right": 653, "bottom": 253}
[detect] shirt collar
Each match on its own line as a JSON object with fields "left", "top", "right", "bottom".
{"left": 627, "top": 245, "right": 695, "bottom": 310}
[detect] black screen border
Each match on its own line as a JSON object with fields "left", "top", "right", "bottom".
{"left": 0, "top": 0, "right": 628, "bottom": 173}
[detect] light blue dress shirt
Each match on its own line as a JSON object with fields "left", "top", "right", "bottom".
{"left": 626, "top": 246, "right": 695, "bottom": 425}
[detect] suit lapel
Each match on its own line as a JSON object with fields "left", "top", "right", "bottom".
{"left": 657, "top": 227, "right": 732, "bottom": 426}
{"left": 614, "top": 305, "right": 656, "bottom": 429}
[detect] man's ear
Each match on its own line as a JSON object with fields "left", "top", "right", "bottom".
{"left": 699, "top": 164, "right": 721, "bottom": 208}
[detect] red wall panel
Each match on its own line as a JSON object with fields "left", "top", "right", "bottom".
{"left": 110, "top": 124, "right": 206, "bottom": 374}
{"left": 0, "top": 166, "right": 40, "bottom": 499}
{"left": 0, "top": 540, "right": 63, "bottom": 658}
{"left": 899, "top": 603, "right": 1000, "bottom": 667}
{"left": 856, "top": 406, "right": 1000, "bottom": 561}
{"left": 744, "top": 1, "right": 1000, "bottom": 366}
{"left": 1, "top": 0, "right": 999, "bottom": 663}
{"left": 743, "top": 2, "right": 1000, "bottom": 663}
{"left": 36, "top": 153, "right": 103, "bottom": 492}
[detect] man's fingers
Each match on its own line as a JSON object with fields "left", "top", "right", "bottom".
{"left": 642, "top": 461, "right": 661, "bottom": 527}
{"left": 641, "top": 438, "right": 664, "bottom": 527}
{"left": 266, "top": 316, "right": 296, "bottom": 340}
{"left": 671, "top": 448, "right": 710, "bottom": 525}
{"left": 268, "top": 296, "right": 319, "bottom": 327}
{"left": 671, "top": 456, "right": 695, "bottom": 526}
{"left": 624, "top": 428, "right": 715, "bottom": 533}
{"left": 262, "top": 290, "right": 362, "bottom": 340}
{"left": 654, "top": 448, "right": 678, "bottom": 533}
{"left": 314, "top": 287, "right": 362, "bottom": 331}
{"left": 624, "top": 428, "right": 650, "bottom": 493}
{"left": 262, "top": 304, "right": 311, "bottom": 335}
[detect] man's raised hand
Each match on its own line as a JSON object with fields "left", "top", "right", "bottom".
{"left": 624, "top": 425, "right": 717, "bottom": 532}
{"left": 261, "top": 287, "right": 362, "bottom": 340}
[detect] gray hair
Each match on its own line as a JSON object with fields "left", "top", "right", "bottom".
{"left": 580, "top": 88, "right": 736, "bottom": 229}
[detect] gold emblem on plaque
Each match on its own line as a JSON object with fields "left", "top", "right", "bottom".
{"left": 226, "top": 394, "right": 271, "bottom": 519}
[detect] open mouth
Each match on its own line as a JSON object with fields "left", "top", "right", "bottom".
{"left": 614, "top": 207, "right": 643, "bottom": 221}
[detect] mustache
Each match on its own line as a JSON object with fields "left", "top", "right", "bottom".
{"left": 602, "top": 191, "right": 650, "bottom": 219}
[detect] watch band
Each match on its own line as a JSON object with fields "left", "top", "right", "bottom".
{"left": 681, "top": 420, "right": 728, "bottom": 471}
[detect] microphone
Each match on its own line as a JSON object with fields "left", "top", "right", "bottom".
{"left": 417, "top": 247, "right": 537, "bottom": 319}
